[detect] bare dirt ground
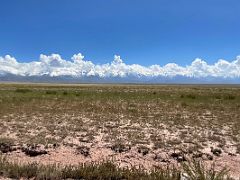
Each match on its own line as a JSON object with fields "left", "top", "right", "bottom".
{"left": 0, "top": 84, "right": 240, "bottom": 179}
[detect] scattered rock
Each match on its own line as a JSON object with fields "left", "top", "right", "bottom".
{"left": 192, "top": 152, "right": 203, "bottom": 159}
{"left": 76, "top": 146, "right": 90, "bottom": 157}
{"left": 211, "top": 147, "right": 222, "bottom": 156}
{"left": 228, "top": 152, "right": 236, "bottom": 156}
{"left": 22, "top": 145, "right": 48, "bottom": 157}
{"left": 53, "top": 143, "right": 58, "bottom": 148}
{"left": 205, "top": 153, "right": 213, "bottom": 161}
{"left": 171, "top": 152, "right": 178, "bottom": 158}
{"left": 153, "top": 154, "right": 162, "bottom": 161}
{"left": 137, "top": 146, "right": 150, "bottom": 156}
{"left": 177, "top": 155, "right": 186, "bottom": 162}
{"left": 170, "top": 152, "right": 186, "bottom": 162}
{"left": 0, "top": 138, "right": 17, "bottom": 153}
{"left": 0, "top": 142, "right": 16, "bottom": 153}
{"left": 161, "top": 159, "right": 169, "bottom": 163}
{"left": 111, "top": 143, "right": 131, "bottom": 153}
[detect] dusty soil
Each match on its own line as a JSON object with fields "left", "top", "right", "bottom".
{"left": 0, "top": 84, "right": 240, "bottom": 179}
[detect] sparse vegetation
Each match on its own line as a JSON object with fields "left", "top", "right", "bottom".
{"left": 0, "top": 137, "right": 15, "bottom": 153}
{"left": 0, "top": 155, "right": 232, "bottom": 180}
{"left": 45, "top": 90, "right": 57, "bottom": 95}
{"left": 0, "top": 83, "right": 239, "bottom": 179}
{"left": 182, "top": 160, "right": 231, "bottom": 180}
{"left": 15, "top": 88, "right": 32, "bottom": 93}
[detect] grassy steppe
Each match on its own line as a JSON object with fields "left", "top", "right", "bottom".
{"left": 0, "top": 83, "right": 239, "bottom": 179}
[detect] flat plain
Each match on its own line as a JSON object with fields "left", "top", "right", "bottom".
{"left": 0, "top": 83, "right": 240, "bottom": 179}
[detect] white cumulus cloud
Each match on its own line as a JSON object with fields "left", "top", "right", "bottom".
{"left": 0, "top": 53, "right": 240, "bottom": 79}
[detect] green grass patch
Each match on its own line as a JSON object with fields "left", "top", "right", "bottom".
{"left": 0, "top": 156, "right": 232, "bottom": 180}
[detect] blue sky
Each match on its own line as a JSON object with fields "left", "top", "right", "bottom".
{"left": 0, "top": 0, "right": 240, "bottom": 66}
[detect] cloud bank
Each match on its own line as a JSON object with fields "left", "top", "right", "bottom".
{"left": 0, "top": 53, "right": 240, "bottom": 80}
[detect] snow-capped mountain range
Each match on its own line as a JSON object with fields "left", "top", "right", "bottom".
{"left": 1, "top": 53, "right": 240, "bottom": 84}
